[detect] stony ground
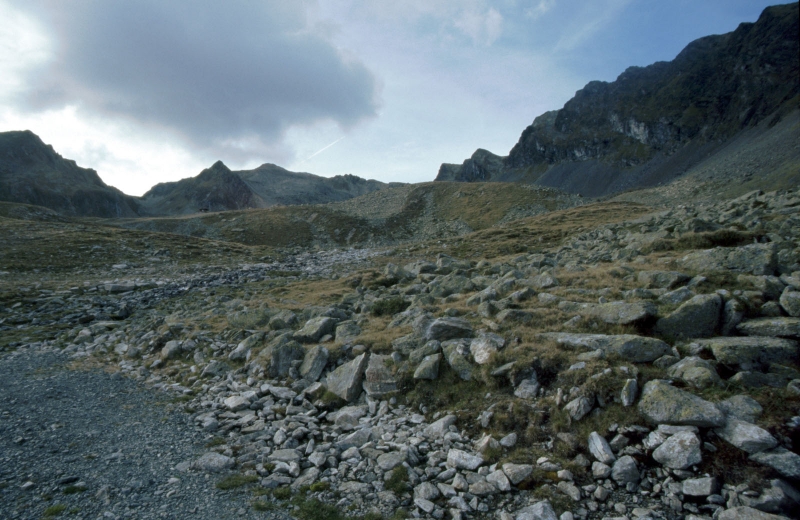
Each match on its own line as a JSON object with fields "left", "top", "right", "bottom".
{"left": 0, "top": 345, "right": 295, "bottom": 520}
{"left": 2, "top": 188, "right": 800, "bottom": 520}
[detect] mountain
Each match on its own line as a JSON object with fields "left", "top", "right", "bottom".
{"left": 0, "top": 130, "right": 399, "bottom": 217}
{"left": 437, "top": 2, "right": 800, "bottom": 198}
{"left": 0, "top": 130, "right": 140, "bottom": 218}
{"left": 137, "top": 161, "right": 401, "bottom": 216}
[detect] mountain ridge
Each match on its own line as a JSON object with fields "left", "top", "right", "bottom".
{"left": 0, "top": 130, "right": 399, "bottom": 218}
{"left": 437, "top": 2, "right": 800, "bottom": 197}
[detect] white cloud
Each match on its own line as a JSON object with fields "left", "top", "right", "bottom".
{"left": 0, "top": 1, "right": 51, "bottom": 100}
{"left": 453, "top": 7, "right": 504, "bottom": 46}
{"left": 554, "top": 0, "right": 634, "bottom": 51}
{"left": 525, "top": 0, "right": 556, "bottom": 20}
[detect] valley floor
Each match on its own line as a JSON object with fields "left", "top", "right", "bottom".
{"left": 1, "top": 188, "right": 799, "bottom": 520}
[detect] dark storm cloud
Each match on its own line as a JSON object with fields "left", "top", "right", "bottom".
{"left": 17, "top": 1, "right": 379, "bottom": 158}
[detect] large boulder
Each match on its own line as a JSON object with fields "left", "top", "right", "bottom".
{"left": 750, "top": 448, "right": 800, "bottom": 480}
{"left": 299, "top": 345, "right": 329, "bottom": 382}
{"left": 652, "top": 430, "right": 702, "bottom": 469}
{"left": 362, "top": 354, "right": 398, "bottom": 398}
{"left": 690, "top": 337, "right": 798, "bottom": 371}
{"left": 228, "top": 332, "right": 265, "bottom": 361}
{"left": 680, "top": 243, "right": 777, "bottom": 276}
{"left": 294, "top": 317, "right": 337, "bottom": 343}
{"left": 267, "top": 342, "right": 305, "bottom": 378}
{"left": 442, "top": 339, "right": 473, "bottom": 380}
{"left": 779, "top": 289, "right": 800, "bottom": 317}
{"left": 737, "top": 318, "right": 800, "bottom": 339}
{"left": 638, "top": 270, "right": 691, "bottom": 289}
{"left": 540, "top": 333, "right": 671, "bottom": 363}
{"left": 655, "top": 293, "right": 722, "bottom": 339}
{"left": 666, "top": 356, "right": 722, "bottom": 388}
{"left": 470, "top": 332, "right": 506, "bottom": 364}
{"left": 335, "top": 321, "right": 361, "bottom": 344}
{"left": 638, "top": 380, "right": 725, "bottom": 427}
{"left": 586, "top": 301, "right": 657, "bottom": 325}
{"left": 718, "top": 507, "right": 790, "bottom": 520}
{"left": 413, "top": 354, "right": 441, "bottom": 380}
{"left": 326, "top": 353, "right": 369, "bottom": 402}
{"left": 425, "top": 317, "right": 473, "bottom": 341}
{"left": 716, "top": 418, "right": 778, "bottom": 454}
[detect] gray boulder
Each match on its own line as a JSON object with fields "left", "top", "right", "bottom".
{"left": 502, "top": 463, "right": 533, "bottom": 485}
{"left": 565, "top": 396, "right": 593, "bottom": 422}
{"left": 681, "top": 243, "right": 777, "bottom": 276}
{"left": 268, "top": 342, "right": 305, "bottom": 378}
{"left": 362, "top": 354, "right": 398, "bottom": 398}
{"left": 722, "top": 298, "right": 747, "bottom": 336}
{"left": 299, "top": 345, "right": 329, "bottom": 382}
{"left": 392, "top": 334, "right": 423, "bottom": 355}
{"left": 779, "top": 289, "right": 800, "bottom": 317}
{"left": 611, "top": 455, "right": 640, "bottom": 484}
{"left": 442, "top": 339, "right": 473, "bottom": 380}
{"left": 716, "top": 418, "right": 778, "bottom": 454}
{"left": 515, "top": 501, "right": 558, "bottom": 520}
{"left": 652, "top": 430, "right": 702, "bottom": 469}
{"left": 335, "top": 321, "right": 361, "bottom": 344}
{"left": 193, "top": 452, "right": 234, "bottom": 472}
{"left": 229, "top": 332, "right": 264, "bottom": 361}
{"left": 269, "top": 310, "right": 298, "bottom": 330}
{"left": 409, "top": 340, "right": 441, "bottom": 364}
{"left": 470, "top": 332, "right": 506, "bottom": 365}
{"left": 737, "top": 317, "right": 800, "bottom": 339}
{"left": 161, "top": 340, "right": 183, "bottom": 360}
{"left": 294, "top": 317, "right": 337, "bottom": 343}
{"left": 496, "top": 309, "right": 534, "bottom": 324}
{"left": 326, "top": 353, "right": 369, "bottom": 402}
{"left": 588, "top": 432, "right": 615, "bottom": 464}
{"left": 638, "top": 380, "right": 725, "bottom": 427}
{"left": 447, "top": 449, "right": 483, "bottom": 470}
{"left": 638, "top": 270, "right": 691, "bottom": 289}
{"left": 586, "top": 301, "right": 657, "bottom": 325}
{"left": 692, "top": 337, "right": 798, "bottom": 371}
{"left": 414, "top": 353, "right": 441, "bottom": 380}
{"left": 750, "top": 448, "right": 800, "bottom": 480}
{"left": 682, "top": 477, "right": 719, "bottom": 497}
{"left": 717, "top": 395, "right": 763, "bottom": 423}
{"left": 425, "top": 317, "right": 473, "bottom": 341}
{"left": 424, "top": 414, "right": 457, "bottom": 438}
{"left": 718, "top": 506, "right": 792, "bottom": 520}
{"left": 201, "top": 360, "right": 230, "bottom": 378}
{"left": 540, "top": 333, "right": 671, "bottom": 363}
{"left": 666, "top": 356, "right": 721, "bottom": 388}
{"left": 655, "top": 293, "right": 722, "bottom": 339}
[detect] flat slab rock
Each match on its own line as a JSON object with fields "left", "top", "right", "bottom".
{"left": 736, "top": 317, "right": 800, "bottom": 339}
{"left": 539, "top": 333, "right": 671, "bottom": 363}
{"left": 638, "top": 380, "right": 725, "bottom": 427}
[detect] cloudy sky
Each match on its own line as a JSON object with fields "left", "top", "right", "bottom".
{"left": 0, "top": 0, "right": 780, "bottom": 196}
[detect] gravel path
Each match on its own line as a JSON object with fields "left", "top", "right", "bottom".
{"left": 0, "top": 344, "right": 292, "bottom": 520}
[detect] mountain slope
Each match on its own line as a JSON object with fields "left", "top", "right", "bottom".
{"left": 0, "top": 131, "right": 140, "bottom": 218}
{"left": 137, "top": 161, "right": 263, "bottom": 216}
{"left": 437, "top": 2, "right": 800, "bottom": 198}
{"left": 0, "top": 130, "right": 399, "bottom": 217}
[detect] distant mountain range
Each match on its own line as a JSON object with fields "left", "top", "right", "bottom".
{"left": 0, "top": 131, "right": 400, "bottom": 218}
{"left": 437, "top": 2, "right": 799, "bottom": 197}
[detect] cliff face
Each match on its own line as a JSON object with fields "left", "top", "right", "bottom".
{"left": 437, "top": 3, "right": 800, "bottom": 197}
{"left": 0, "top": 130, "right": 140, "bottom": 218}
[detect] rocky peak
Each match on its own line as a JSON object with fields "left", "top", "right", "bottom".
{"left": 436, "top": 3, "right": 800, "bottom": 197}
